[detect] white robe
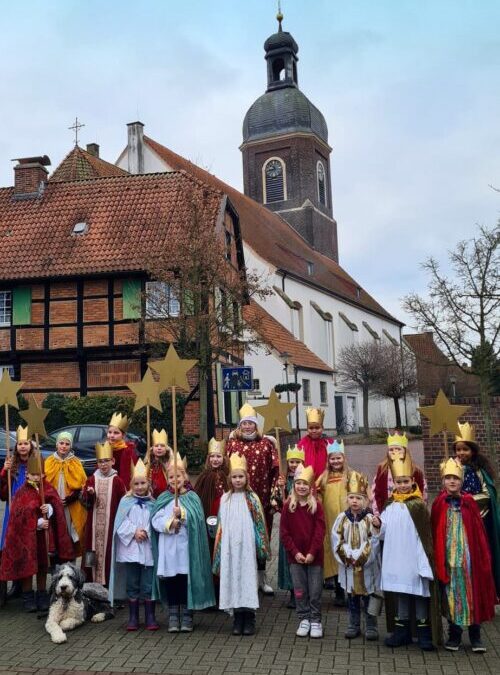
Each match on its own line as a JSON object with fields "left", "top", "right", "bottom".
{"left": 116, "top": 503, "right": 154, "bottom": 566}
{"left": 379, "top": 501, "right": 433, "bottom": 596}
{"left": 218, "top": 492, "right": 259, "bottom": 611}
{"left": 152, "top": 501, "right": 189, "bottom": 577}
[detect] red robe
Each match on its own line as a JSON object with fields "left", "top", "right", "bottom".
{"left": 226, "top": 435, "right": 278, "bottom": 534}
{"left": 111, "top": 440, "right": 138, "bottom": 487}
{"left": 373, "top": 465, "right": 425, "bottom": 515}
{"left": 431, "top": 491, "right": 496, "bottom": 624}
{"left": 81, "top": 472, "right": 126, "bottom": 586}
{"left": 149, "top": 461, "right": 168, "bottom": 499}
{"left": 297, "top": 435, "right": 333, "bottom": 479}
{"left": 0, "top": 480, "right": 74, "bottom": 580}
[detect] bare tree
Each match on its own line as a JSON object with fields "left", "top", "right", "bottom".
{"left": 373, "top": 343, "right": 418, "bottom": 428}
{"left": 403, "top": 222, "right": 500, "bottom": 461}
{"left": 143, "top": 193, "right": 272, "bottom": 444}
{"left": 336, "top": 341, "right": 385, "bottom": 438}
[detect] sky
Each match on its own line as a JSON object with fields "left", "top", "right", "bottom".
{"left": 1, "top": 0, "right": 499, "bottom": 329}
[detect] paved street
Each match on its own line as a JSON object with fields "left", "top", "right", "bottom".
{"left": 0, "top": 441, "right": 497, "bottom": 675}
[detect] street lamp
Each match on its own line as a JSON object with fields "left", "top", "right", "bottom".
{"left": 280, "top": 351, "right": 291, "bottom": 402}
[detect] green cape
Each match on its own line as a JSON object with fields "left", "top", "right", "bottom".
{"left": 481, "top": 468, "right": 500, "bottom": 596}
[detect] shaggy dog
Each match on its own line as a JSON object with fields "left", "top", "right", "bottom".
{"left": 45, "top": 563, "right": 114, "bottom": 643}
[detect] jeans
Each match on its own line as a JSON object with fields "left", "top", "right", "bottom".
{"left": 348, "top": 593, "right": 369, "bottom": 615}
{"left": 290, "top": 563, "right": 323, "bottom": 623}
{"left": 125, "top": 562, "right": 153, "bottom": 600}
{"left": 397, "top": 593, "right": 428, "bottom": 621}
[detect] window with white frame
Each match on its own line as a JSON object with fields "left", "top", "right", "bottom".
{"left": 317, "top": 161, "right": 327, "bottom": 206}
{"left": 320, "top": 381, "right": 328, "bottom": 405}
{"left": 145, "top": 282, "right": 180, "bottom": 318}
{"left": 263, "top": 157, "right": 286, "bottom": 203}
{"left": 0, "top": 291, "right": 11, "bottom": 326}
{"left": 0, "top": 366, "right": 15, "bottom": 379}
{"left": 302, "top": 378, "right": 311, "bottom": 404}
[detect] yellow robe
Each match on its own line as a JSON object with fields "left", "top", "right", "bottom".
{"left": 317, "top": 471, "right": 354, "bottom": 578}
{"left": 44, "top": 454, "right": 88, "bottom": 554}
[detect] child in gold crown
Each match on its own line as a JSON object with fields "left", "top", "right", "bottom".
{"left": 213, "top": 453, "right": 270, "bottom": 636}
{"left": 280, "top": 463, "right": 326, "bottom": 639}
{"left": 109, "top": 459, "right": 158, "bottom": 631}
{"left": 144, "top": 428, "right": 172, "bottom": 498}
{"left": 332, "top": 473, "right": 381, "bottom": 641}
{"left": 298, "top": 407, "right": 333, "bottom": 480}
{"left": 106, "top": 412, "right": 138, "bottom": 487}
{"left": 372, "top": 445, "right": 440, "bottom": 651}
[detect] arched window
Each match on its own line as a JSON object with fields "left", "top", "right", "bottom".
{"left": 263, "top": 157, "right": 286, "bottom": 203}
{"left": 317, "top": 161, "right": 327, "bottom": 206}
{"left": 272, "top": 58, "right": 286, "bottom": 83}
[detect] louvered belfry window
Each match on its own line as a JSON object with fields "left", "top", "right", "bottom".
{"left": 264, "top": 158, "right": 285, "bottom": 203}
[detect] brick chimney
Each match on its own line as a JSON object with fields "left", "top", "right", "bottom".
{"left": 86, "top": 143, "right": 100, "bottom": 157}
{"left": 13, "top": 155, "right": 51, "bottom": 198}
{"left": 127, "top": 121, "right": 145, "bottom": 174}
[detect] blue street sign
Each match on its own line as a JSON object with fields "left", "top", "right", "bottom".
{"left": 222, "top": 366, "right": 253, "bottom": 392}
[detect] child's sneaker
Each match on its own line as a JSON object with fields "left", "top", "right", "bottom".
{"left": 310, "top": 622, "right": 323, "bottom": 639}
{"left": 468, "top": 625, "right": 486, "bottom": 653}
{"left": 296, "top": 619, "right": 310, "bottom": 637}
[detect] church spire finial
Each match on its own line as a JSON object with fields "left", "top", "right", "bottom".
{"left": 277, "top": 1, "right": 283, "bottom": 32}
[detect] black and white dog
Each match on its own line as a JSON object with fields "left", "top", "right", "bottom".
{"left": 45, "top": 563, "right": 114, "bottom": 643}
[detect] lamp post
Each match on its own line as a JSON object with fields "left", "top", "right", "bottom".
{"left": 280, "top": 351, "right": 291, "bottom": 403}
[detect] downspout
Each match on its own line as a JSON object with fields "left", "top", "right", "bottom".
{"left": 294, "top": 365, "right": 300, "bottom": 433}
{"left": 399, "top": 325, "right": 409, "bottom": 427}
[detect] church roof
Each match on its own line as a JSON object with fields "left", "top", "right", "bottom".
{"left": 50, "top": 145, "right": 128, "bottom": 182}
{"left": 143, "top": 136, "right": 400, "bottom": 325}
{"left": 0, "top": 171, "right": 223, "bottom": 280}
{"left": 244, "top": 300, "right": 332, "bottom": 373}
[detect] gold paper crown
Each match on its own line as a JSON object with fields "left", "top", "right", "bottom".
{"left": 387, "top": 432, "right": 408, "bottom": 449}
{"left": 440, "top": 457, "right": 464, "bottom": 480}
{"left": 208, "top": 437, "right": 226, "bottom": 456}
{"left": 455, "top": 422, "right": 476, "bottom": 444}
{"left": 388, "top": 452, "right": 413, "bottom": 479}
{"left": 109, "top": 412, "right": 129, "bottom": 432}
{"left": 346, "top": 471, "right": 369, "bottom": 496}
{"left": 132, "top": 458, "right": 148, "bottom": 480}
{"left": 27, "top": 452, "right": 44, "bottom": 474}
{"left": 306, "top": 407, "right": 325, "bottom": 425}
{"left": 239, "top": 402, "right": 257, "bottom": 419}
{"left": 286, "top": 444, "right": 305, "bottom": 462}
{"left": 152, "top": 428, "right": 168, "bottom": 446}
{"left": 229, "top": 453, "right": 247, "bottom": 473}
{"left": 294, "top": 463, "right": 315, "bottom": 485}
{"left": 16, "top": 425, "right": 29, "bottom": 442}
{"left": 95, "top": 441, "right": 114, "bottom": 460}
{"left": 168, "top": 454, "right": 188, "bottom": 472}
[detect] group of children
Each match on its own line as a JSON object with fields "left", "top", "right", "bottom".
{"left": 0, "top": 406, "right": 498, "bottom": 652}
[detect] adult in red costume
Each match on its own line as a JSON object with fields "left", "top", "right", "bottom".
{"left": 107, "top": 412, "right": 138, "bottom": 487}
{"left": 226, "top": 403, "right": 278, "bottom": 595}
{"left": 297, "top": 408, "right": 333, "bottom": 479}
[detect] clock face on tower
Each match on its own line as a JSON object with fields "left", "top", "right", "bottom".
{"left": 266, "top": 159, "right": 282, "bottom": 179}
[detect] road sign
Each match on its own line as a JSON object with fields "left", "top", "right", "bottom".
{"left": 222, "top": 366, "right": 253, "bottom": 392}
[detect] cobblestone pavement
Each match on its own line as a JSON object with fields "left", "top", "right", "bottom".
{"left": 0, "top": 441, "right": 497, "bottom": 675}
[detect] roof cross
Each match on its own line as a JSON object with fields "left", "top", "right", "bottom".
{"left": 68, "top": 117, "right": 85, "bottom": 146}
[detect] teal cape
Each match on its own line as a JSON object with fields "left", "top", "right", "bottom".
{"left": 108, "top": 494, "right": 156, "bottom": 605}
{"left": 278, "top": 476, "right": 294, "bottom": 590}
{"left": 151, "top": 489, "right": 215, "bottom": 610}
{"left": 481, "top": 468, "right": 500, "bottom": 596}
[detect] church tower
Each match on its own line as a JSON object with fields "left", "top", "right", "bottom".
{"left": 241, "top": 12, "right": 338, "bottom": 261}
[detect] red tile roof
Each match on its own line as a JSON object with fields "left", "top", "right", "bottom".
{"left": 51, "top": 145, "right": 128, "bottom": 181}
{"left": 244, "top": 300, "right": 333, "bottom": 373}
{"left": 0, "top": 172, "right": 223, "bottom": 280}
{"left": 144, "top": 136, "right": 400, "bottom": 325}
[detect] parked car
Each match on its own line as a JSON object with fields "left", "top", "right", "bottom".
{"left": 48, "top": 425, "right": 147, "bottom": 476}
{"left": 0, "top": 429, "right": 54, "bottom": 470}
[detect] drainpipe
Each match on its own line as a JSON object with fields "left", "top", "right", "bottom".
{"left": 294, "top": 365, "right": 300, "bottom": 433}
{"left": 399, "top": 325, "right": 409, "bottom": 427}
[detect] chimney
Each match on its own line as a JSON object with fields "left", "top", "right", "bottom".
{"left": 127, "top": 121, "right": 145, "bottom": 174}
{"left": 86, "top": 143, "right": 100, "bottom": 157}
{"left": 12, "top": 155, "right": 51, "bottom": 198}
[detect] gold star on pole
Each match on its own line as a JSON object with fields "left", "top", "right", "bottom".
{"left": 418, "top": 389, "right": 469, "bottom": 437}
{"left": 149, "top": 344, "right": 197, "bottom": 393}
{"left": 254, "top": 388, "right": 296, "bottom": 433}
{"left": 0, "top": 371, "right": 24, "bottom": 408}
{"left": 127, "top": 368, "right": 163, "bottom": 412}
{"left": 20, "top": 395, "right": 50, "bottom": 438}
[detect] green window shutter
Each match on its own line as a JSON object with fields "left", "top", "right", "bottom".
{"left": 123, "top": 279, "right": 141, "bottom": 319}
{"left": 12, "top": 287, "right": 31, "bottom": 325}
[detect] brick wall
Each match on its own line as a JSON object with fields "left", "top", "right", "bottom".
{"left": 422, "top": 395, "right": 500, "bottom": 491}
{"left": 21, "top": 362, "right": 80, "bottom": 389}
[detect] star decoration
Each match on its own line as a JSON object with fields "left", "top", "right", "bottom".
{"left": 0, "top": 371, "right": 24, "bottom": 408}
{"left": 254, "top": 389, "right": 296, "bottom": 433}
{"left": 418, "top": 389, "right": 469, "bottom": 437}
{"left": 149, "top": 344, "right": 197, "bottom": 393}
{"left": 127, "top": 368, "right": 163, "bottom": 413}
{"left": 20, "top": 395, "right": 50, "bottom": 438}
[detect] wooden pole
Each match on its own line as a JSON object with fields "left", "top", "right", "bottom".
{"left": 146, "top": 403, "right": 151, "bottom": 462}
{"left": 443, "top": 429, "right": 449, "bottom": 459}
{"left": 274, "top": 425, "right": 283, "bottom": 476}
{"left": 35, "top": 433, "right": 50, "bottom": 562}
{"left": 5, "top": 404, "right": 11, "bottom": 506}
{"left": 172, "top": 386, "right": 178, "bottom": 506}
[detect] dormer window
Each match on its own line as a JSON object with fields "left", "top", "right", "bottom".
{"left": 317, "top": 161, "right": 327, "bottom": 206}
{"left": 263, "top": 157, "right": 286, "bottom": 203}
{"left": 72, "top": 221, "right": 88, "bottom": 235}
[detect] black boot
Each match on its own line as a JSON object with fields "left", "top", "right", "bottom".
{"left": 444, "top": 622, "right": 462, "bottom": 651}
{"left": 416, "top": 621, "right": 435, "bottom": 651}
{"left": 22, "top": 590, "right": 37, "bottom": 613}
{"left": 468, "top": 624, "right": 486, "bottom": 653}
{"left": 36, "top": 590, "right": 50, "bottom": 613}
{"left": 0, "top": 581, "right": 6, "bottom": 608}
{"left": 286, "top": 590, "right": 296, "bottom": 609}
{"left": 232, "top": 610, "right": 244, "bottom": 635}
{"left": 333, "top": 577, "right": 346, "bottom": 607}
{"left": 242, "top": 610, "right": 256, "bottom": 636}
{"left": 7, "top": 580, "right": 22, "bottom": 599}
{"left": 384, "top": 619, "right": 412, "bottom": 647}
